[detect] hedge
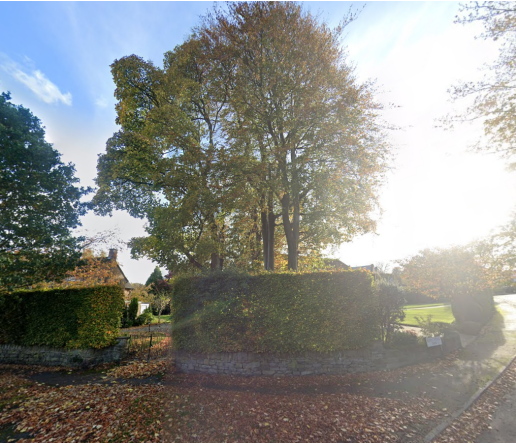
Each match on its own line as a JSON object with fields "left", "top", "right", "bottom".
{"left": 172, "top": 270, "right": 379, "bottom": 353}
{"left": 0, "top": 285, "right": 125, "bottom": 349}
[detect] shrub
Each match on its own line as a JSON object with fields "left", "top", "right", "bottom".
{"left": 172, "top": 269, "right": 379, "bottom": 353}
{"left": 136, "top": 307, "right": 154, "bottom": 326}
{"left": 128, "top": 297, "right": 139, "bottom": 323}
{"left": 376, "top": 279, "right": 406, "bottom": 343}
{"left": 386, "top": 330, "right": 421, "bottom": 349}
{"left": 0, "top": 285, "right": 125, "bottom": 349}
{"left": 121, "top": 305, "right": 133, "bottom": 328}
{"left": 415, "top": 315, "right": 454, "bottom": 337}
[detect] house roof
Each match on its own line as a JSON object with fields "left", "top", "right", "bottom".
{"left": 351, "top": 264, "right": 375, "bottom": 272}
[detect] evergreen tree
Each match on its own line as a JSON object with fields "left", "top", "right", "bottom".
{"left": 145, "top": 266, "right": 163, "bottom": 287}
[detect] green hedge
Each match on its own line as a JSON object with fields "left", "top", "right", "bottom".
{"left": 172, "top": 270, "right": 379, "bottom": 353}
{"left": 0, "top": 285, "right": 125, "bottom": 349}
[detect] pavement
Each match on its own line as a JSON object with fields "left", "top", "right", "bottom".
{"left": 367, "top": 295, "right": 516, "bottom": 442}
{"left": 469, "top": 295, "right": 516, "bottom": 443}
{"left": 421, "top": 294, "right": 516, "bottom": 442}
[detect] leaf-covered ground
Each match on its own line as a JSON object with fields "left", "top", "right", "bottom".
{"left": 162, "top": 373, "right": 443, "bottom": 443}
{"left": 1, "top": 346, "right": 508, "bottom": 443}
{"left": 0, "top": 363, "right": 166, "bottom": 443}
{"left": 0, "top": 355, "right": 451, "bottom": 443}
{"left": 437, "top": 356, "right": 516, "bottom": 442}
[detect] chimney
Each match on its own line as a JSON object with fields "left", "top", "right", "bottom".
{"left": 108, "top": 249, "right": 117, "bottom": 261}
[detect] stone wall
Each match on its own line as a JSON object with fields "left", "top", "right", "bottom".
{"left": 174, "top": 333, "right": 461, "bottom": 376}
{"left": 0, "top": 337, "right": 129, "bottom": 368}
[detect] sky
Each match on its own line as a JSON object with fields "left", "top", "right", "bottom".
{"left": 1, "top": 1, "right": 514, "bottom": 282}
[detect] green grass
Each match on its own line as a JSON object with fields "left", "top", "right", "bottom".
{"left": 151, "top": 314, "right": 171, "bottom": 324}
{"left": 401, "top": 303, "right": 455, "bottom": 326}
{"left": 403, "top": 302, "right": 448, "bottom": 309}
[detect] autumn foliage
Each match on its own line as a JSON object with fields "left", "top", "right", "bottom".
{"left": 0, "top": 285, "right": 125, "bottom": 349}
{"left": 172, "top": 270, "right": 379, "bottom": 353}
{"left": 399, "top": 246, "right": 495, "bottom": 331}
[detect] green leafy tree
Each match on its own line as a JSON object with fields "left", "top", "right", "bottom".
{"left": 399, "top": 246, "right": 494, "bottom": 300}
{"left": 207, "top": 2, "right": 389, "bottom": 270}
{"left": 145, "top": 266, "right": 164, "bottom": 287}
{"left": 93, "top": 2, "right": 390, "bottom": 272}
{"left": 472, "top": 213, "right": 516, "bottom": 288}
{"left": 447, "top": 2, "right": 516, "bottom": 168}
{"left": 399, "top": 246, "right": 496, "bottom": 331}
{"left": 0, "top": 92, "right": 89, "bottom": 291}
{"left": 151, "top": 291, "right": 170, "bottom": 324}
{"left": 93, "top": 35, "right": 234, "bottom": 273}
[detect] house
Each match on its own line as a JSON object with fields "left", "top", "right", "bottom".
{"left": 351, "top": 264, "right": 376, "bottom": 273}
{"left": 59, "top": 248, "right": 134, "bottom": 297}
{"left": 106, "top": 249, "right": 134, "bottom": 297}
{"left": 104, "top": 250, "right": 152, "bottom": 316}
{"left": 323, "top": 258, "right": 350, "bottom": 269}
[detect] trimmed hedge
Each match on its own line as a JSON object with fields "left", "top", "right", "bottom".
{"left": 0, "top": 285, "right": 125, "bottom": 349}
{"left": 172, "top": 270, "right": 379, "bottom": 353}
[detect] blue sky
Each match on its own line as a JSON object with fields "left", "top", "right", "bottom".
{"left": 1, "top": 1, "right": 515, "bottom": 282}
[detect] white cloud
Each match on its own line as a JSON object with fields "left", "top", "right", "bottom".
{"left": 95, "top": 96, "right": 109, "bottom": 108}
{"left": 1, "top": 57, "right": 72, "bottom": 106}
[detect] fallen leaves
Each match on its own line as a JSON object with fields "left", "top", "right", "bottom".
{"left": 161, "top": 372, "right": 443, "bottom": 443}
{"left": 437, "top": 357, "right": 516, "bottom": 442}
{"left": 0, "top": 345, "right": 469, "bottom": 443}
{"left": 0, "top": 366, "right": 164, "bottom": 442}
{"left": 106, "top": 359, "right": 168, "bottom": 379}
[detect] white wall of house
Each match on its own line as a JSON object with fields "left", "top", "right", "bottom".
{"left": 139, "top": 303, "right": 150, "bottom": 315}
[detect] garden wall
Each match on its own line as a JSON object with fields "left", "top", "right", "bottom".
{"left": 174, "top": 333, "right": 461, "bottom": 376}
{"left": 0, "top": 337, "right": 129, "bottom": 368}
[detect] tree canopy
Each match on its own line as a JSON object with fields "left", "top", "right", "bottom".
{"left": 398, "top": 246, "right": 496, "bottom": 301}
{"left": 93, "top": 2, "right": 390, "bottom": 272}
{"left": 0, "top": 92, "right": 89, "bottom": 291}
{"left": 448, "top": 2, "right": 516, "bottom": 168}
{"left": 145, "top": 266, "right": 164, "bottom": 287}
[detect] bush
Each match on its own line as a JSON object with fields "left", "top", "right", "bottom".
{"left": 0, "top": 285, "right": 125, "bottom": 349}
{"left": 386, "top": 330, "right": 421, "bottom": 349}
{"left": 376, "top": 279, "right": 406, "bottom": 343}
{"left": 136, "top": 307, "right": 154, "bottom": 326}
{"left": 172, "top": 269, "right": 379, "bottom": 353}
{"left": 121, "top": 306, "right": 133, "bottom": 328}
{"left": 415, "top": 315, "right": 454, "bottom": 337}
{"left": 128, "top": 297, "right": 139, "bottom": 322}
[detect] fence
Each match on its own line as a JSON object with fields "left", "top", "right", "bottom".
{"left": 126, "top": 330, "right": 171, "bottom": 361}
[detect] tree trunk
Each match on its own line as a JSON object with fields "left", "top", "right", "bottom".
{"left": 261, "top": 210, "right": 269, "bottom": 270}
{"left": 211, "top": 252, "right": 220, "bottom": 270}
{"left": 268, "top": 210, "right": 275, "bottom": 271}
{"left": 281, "top": 193, "right": 298, "bottom": 271}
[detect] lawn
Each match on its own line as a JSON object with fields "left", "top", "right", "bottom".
{"left": 401, "top": 303, "right": 455, "bottom": 326}
{"left": 151, "top": 314, "right": 171, "bottom": 324}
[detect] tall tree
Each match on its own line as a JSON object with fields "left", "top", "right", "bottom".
{"left": 93, "top": 35, "right": 235, "bottom": 272}
{"left": 447, "top": 2, "right": 516, "bottom": 168}
{"left": 145, "top": 266, "right": 164, "bottom": 287}
{"left": 398, "top": 246, "right": 496, "bottom": 301}
{"left": 0, "top": 92, "right": 89, "bottom": 291}
{"left": 206, "top": 2, "right": 389, "bottom": 270}
{"left": 93, "top": 2, "right": 390, "bottom": 272}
